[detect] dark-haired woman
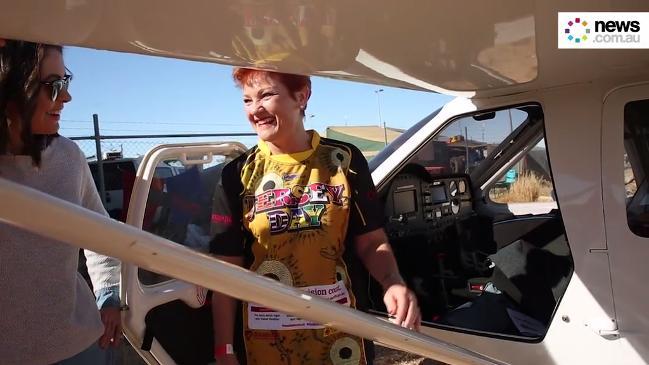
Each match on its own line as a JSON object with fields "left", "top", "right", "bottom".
{"left": 209, "top": 68, "right": 420, "bottom": 365}
{"left": 0, "top": 41, "right": 121, "bottom": 365}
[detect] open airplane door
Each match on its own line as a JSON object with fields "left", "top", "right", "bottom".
{"left": 121, "top": 142, "right": 247, "bottom": 365}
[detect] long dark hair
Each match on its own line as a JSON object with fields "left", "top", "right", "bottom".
{"left": 0, "top": 41, "right": 62, "bottom": 166}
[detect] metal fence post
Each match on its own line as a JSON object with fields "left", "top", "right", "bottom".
{"left": 93, "top": 114, "right": 106, "bottom": 206}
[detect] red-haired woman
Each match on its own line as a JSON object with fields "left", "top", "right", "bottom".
{"left": 209, "top": 68, "right": 420, "bottom": 365}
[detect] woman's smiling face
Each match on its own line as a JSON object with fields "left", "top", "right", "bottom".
{"left": 241, "top": 72, "right": 308, "bottom": 149}
{"left": 31, "top": 47, "right": 72, "bottom": 134}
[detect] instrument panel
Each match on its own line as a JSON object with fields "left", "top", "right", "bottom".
{"left": 385, "top": 172, "right": 473, "bottom": 238}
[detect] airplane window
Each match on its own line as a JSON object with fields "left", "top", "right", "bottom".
{"left": 410, "top": 108, "right": 528, "bottom": 176}
{"left": 138, "top": 162, "right": 222, "bottom": 285}
{"left": 625, "top": 153, "right": 637, "bottom": 200}
{"left": 369, "top": 108, "right": 442, "bottom": 171}
{"left": 370, "top": 104, "right": 573, "bottom": 342}
{"left": 489, "top": 138, "right": 555, "bottom": 204}
{"left": 154, "top": 166, "right": 175, "bottom": 179}
{"left": 625, "top": 99, "right": 649, "bottom": 238}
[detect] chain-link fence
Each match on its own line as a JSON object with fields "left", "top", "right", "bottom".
{"left": 70, "top": 116, "right": 257, "bottom": 222}
{"left": 68, "top": 115, "right": 258, "bottom": 162}
{"left": 72, "top": 135, "right": 258, "bottom": 161}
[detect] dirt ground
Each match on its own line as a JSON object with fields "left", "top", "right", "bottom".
{"left": 374, "top": 345, "right": 447, "bottom": 365}
{"left": 120, "top": 341, "right": 447, "bottom": 365}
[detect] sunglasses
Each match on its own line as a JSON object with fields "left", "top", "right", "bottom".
{"left": 40, "top": 74, "right": 72, "bottom": 102}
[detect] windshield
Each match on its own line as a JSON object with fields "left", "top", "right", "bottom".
{"left": 368, "top": 107, "right": 442, "bottom": 172}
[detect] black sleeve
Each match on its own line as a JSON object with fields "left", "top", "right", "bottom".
{"left": 209, "top": 159, "right": 247, "bottom": 256}
{"left": 347, "top": 146, "right": 385, "bottom": 236}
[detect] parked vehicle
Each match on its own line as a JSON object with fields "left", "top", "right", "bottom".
{"left": 88, "top": 157, "right": 184, "bottom": 220}
{"left": 1, "top": 1, "right": 649, "bottom": 364}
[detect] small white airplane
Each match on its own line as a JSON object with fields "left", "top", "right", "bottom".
{"left": 1, "top": 1, "right": 649, "bottom": 364}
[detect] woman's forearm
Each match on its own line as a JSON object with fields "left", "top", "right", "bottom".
{"left": 355, "top": 229, "right": 420, "bottom": 329}
{"left": 211, "top": 255, "right": 244, "bottom": 346}
{"left": 364, "top": 243, "right": 405, "bottom": 289}
{"left": 212, "top": 290, "right": 237, "bottom": 344}
{"left": 354, "top": 229, "right": 405, "bottom": 290}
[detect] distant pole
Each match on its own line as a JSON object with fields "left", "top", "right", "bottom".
{"left": 507, "top": 109, "right": 518, "bottom": 174}
{"left": 508, "top": 109, "right": 513, "bottom": 132}
{"left": 464, "top": 126, "right": 470, "bottom": 173}
{"left": 93, "top": 114, "right": 106, "bottom": 206}
{"left": 383, "top": 121, "right": 388, "bottom": 146}
{"left": 375, "top": 89, "right": 387, "bottom": 146}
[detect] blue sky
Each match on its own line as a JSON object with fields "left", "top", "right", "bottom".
{"left": 61, "top": 47, "right": 453, "bottom": 142}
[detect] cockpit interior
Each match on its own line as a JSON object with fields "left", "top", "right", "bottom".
{"left": 368, "top": 163, "right": 572, "bottom": 339}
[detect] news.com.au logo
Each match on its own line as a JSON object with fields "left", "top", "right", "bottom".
{"left": 558, "top": 12, "right": 649, "bottom": 49}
